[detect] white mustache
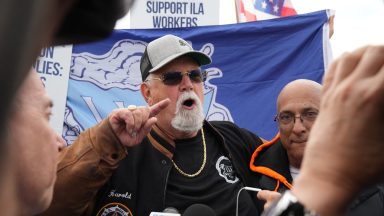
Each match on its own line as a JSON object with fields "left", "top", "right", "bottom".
{"left": 171, "top": 91, "right": 204, "bottom": 132}
{"left": 175, "top": 91, "right": 201, "bottom": 113}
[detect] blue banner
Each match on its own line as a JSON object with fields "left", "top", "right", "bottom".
{"left": 63, "top": 10, "right": 330, "bottom": 144}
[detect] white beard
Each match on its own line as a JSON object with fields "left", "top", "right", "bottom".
{"left": 171, "top": 91, "right": 204, "bottom": 132}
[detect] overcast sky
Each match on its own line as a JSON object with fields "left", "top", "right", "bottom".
{"left": 116, "top": 0, "right": 384, "bottom": 58}
{"left": 291, "top": 0, "right": 383, "bottom": 58}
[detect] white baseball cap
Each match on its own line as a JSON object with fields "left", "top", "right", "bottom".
{"left": 140, "top": 34, "right": 212, "bottom": 81}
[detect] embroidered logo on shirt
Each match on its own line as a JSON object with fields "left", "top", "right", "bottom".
{"left": 215, "top": 155, "right": 239, "bottom": 183}
{"left": 96, "top": 203, "right": 132, "bottom": 216}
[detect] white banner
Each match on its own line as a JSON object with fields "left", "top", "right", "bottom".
{"left": 130, "top": 0, "right": 220, "bottom": 28}
{"left": 33, "top": 45, "right": 72, "bottom": 134}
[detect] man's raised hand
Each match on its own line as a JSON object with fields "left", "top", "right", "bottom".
{"left": 108, "top": 99, "right": 170, "bottom": 147}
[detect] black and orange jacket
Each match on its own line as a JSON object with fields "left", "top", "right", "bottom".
{"left": 249, "top": 134, "right": 384, "bottom": 216}
{"left": 249, "top": 133, "right": 293, "bottom": 193}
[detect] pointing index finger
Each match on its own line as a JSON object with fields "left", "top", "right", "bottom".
{"left": 149, "top": 98, "right": 170, "bottom": 118}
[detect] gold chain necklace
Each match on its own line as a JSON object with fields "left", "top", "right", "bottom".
{"left": 171, "top": 128, "right": 206, "bottom": 178}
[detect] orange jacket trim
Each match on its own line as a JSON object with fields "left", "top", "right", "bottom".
{"left": 249, "top": 133, "right": 293, "bottom": 191}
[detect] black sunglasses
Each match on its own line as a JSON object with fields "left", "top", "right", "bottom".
{"left": 145, "top": 69, "right": 207, "bottom": 86}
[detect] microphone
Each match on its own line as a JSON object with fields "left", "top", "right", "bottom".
{"left": 164, "top": 207, "right": 180, "bottom": 214}
{"left": 236, "top": 186, "right": 261, "bottom": 216}
{"left": 149, "top": 207, "right": 180, "bottom": 216}
{"left": 183, "top": 204, "right": 216, "bottom": 216}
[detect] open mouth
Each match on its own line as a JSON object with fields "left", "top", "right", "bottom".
{"left": 182, "top": 98, "right": 195, "bottom": 109}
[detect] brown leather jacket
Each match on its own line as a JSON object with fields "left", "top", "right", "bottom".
{"left": 40, "top": 119, "right": 127, "bottom": 216}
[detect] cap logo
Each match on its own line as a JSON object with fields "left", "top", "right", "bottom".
{"left": 179, "top": 40, "right": 187, "bottom": 46}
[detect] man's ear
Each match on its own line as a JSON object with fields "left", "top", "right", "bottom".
{"left": 140, "top": 83, "right": 153, "bottom": 105}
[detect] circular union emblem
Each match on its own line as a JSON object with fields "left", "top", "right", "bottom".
{"left": 96, "top": 202, "right": 132, "bottom": 216}
{"left": 215, "top": 155, "right": 239, "bottom": 183}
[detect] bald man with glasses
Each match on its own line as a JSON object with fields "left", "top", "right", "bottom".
{"left": 250, "top": 79, "right": 321, "bottom": 196}
{"left": 253, "top": 79, "right": 384, "bottom": 216}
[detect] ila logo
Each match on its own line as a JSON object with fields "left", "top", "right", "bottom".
{"left": 215, "top": 156, "right": 239, "bottom": 183}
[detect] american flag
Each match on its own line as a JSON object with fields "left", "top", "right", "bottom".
{"left": 236, "top": 0, "right": 297, "bottom": 22}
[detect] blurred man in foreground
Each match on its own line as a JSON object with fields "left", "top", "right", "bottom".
{"left": 0, "top": 0, "right": 134, "bottom": 215}
{"left": 0, "top": 0, "right": 134, "bottom": 181}
{"left": 1, "top": 70, "right": 65, "bottom": 215}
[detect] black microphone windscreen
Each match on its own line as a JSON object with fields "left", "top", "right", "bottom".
{"left": 183, "top": 204, "right": 216, "bottom": 216}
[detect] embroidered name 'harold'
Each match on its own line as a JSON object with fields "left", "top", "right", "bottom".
{"left": 108, "top": 190, "right": 132, "bottom": 199}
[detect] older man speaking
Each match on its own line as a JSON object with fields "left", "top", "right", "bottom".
{"left": 41, "top": 34, "right": 266, "bottom": 216}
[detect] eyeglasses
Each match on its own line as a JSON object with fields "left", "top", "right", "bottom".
{"left": 145, "top": 69, "right": 207, "bottom": 86}
{"left": 274, "top": 110, "right": 319, "bottom": 126}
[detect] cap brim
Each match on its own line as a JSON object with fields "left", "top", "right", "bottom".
{"left": 149, "top": 51, "right": 212, "bottom": 73}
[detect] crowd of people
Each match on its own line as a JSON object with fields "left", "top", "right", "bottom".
{"left": 0, "top": 3, "right": 383, "bottom": 215}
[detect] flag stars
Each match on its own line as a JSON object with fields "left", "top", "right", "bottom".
{"left": 269, "top": 0, "right": 274, "bottom": 3}
{"left": 273, "top": 4, "right": 279, "bottom": 13}
{"left": 261, "top": 1, "right": 267, "bottom": 9}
